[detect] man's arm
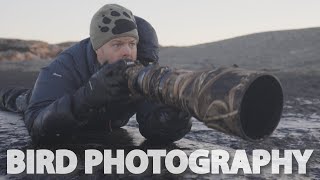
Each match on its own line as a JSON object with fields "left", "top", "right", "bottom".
{"left": 24, "top": 55, "right": 76, "bottom": 143}
{"left": 24, "top": 54, "right": 130, "bottom": 144}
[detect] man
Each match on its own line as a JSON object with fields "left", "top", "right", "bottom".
{"left": 0, "top": 4, "right": 192, "bottom": 144}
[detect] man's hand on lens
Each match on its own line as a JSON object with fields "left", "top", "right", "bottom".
{"left": 81, "top": 59, "right": 133, "bottom": 108}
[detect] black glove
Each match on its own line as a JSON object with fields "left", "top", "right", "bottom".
{"left": 73, "top": 60, "right": 132, "bottom": 113}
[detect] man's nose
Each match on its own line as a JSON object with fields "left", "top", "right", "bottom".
{"left": 121, "top": 45, "right": 131, "bottom": 58}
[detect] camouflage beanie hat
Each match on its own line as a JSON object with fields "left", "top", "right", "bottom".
{"left": 90, "top": 4, "right": 139, "bottom": 50}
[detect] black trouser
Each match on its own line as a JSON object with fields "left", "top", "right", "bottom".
{"left": 0, "top": 87, "right": 31, "bottom": 113}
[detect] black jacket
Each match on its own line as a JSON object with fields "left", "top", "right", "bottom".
{"left": 24, "top": 17, "right": 191, "bottom": 144}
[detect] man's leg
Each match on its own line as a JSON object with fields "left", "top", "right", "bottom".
{"left": 0, "top": 87, "right": 32, "bottom": 113}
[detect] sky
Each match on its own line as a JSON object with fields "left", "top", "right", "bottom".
{"left": 1, "top": 0, "right": 320, "bottom": 46}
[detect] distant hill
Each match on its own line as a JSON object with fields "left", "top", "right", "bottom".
{"left": 0, "top": 28, "right": 319, "bottom": 97}
{"left": 1, "top": 27, "right": 320, "bottom": 73}
{"left": 159, "top": 27, "right": 320, "bottom": 73}
{"left": 0, "top": 38, "right": 76, "bottom": 61}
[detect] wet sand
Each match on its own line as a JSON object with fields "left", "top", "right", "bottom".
{"left": 0, "top": 69, "right": 319, "bottom": 179}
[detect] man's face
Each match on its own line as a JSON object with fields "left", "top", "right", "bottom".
{"left": 96, "top": 36, "right": 138, "bottom": 65}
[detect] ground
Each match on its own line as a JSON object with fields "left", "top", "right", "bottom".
{"left": 0, "top": 69, "right": 319, "bottom": 179}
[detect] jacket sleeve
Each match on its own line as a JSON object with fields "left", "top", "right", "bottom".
{"left": 24, "top": 53, "right": 88, "bottom": 144}
{"left": 136, "top": 100, "right": 192, "bottom": 143}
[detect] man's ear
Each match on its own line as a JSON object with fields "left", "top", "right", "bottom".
{"left": 95, "top": 48, "right": 105, "bottom": 65}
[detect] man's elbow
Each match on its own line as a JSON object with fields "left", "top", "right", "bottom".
{"left": 24, "top": 109, "right": 77, "bottom": 145}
